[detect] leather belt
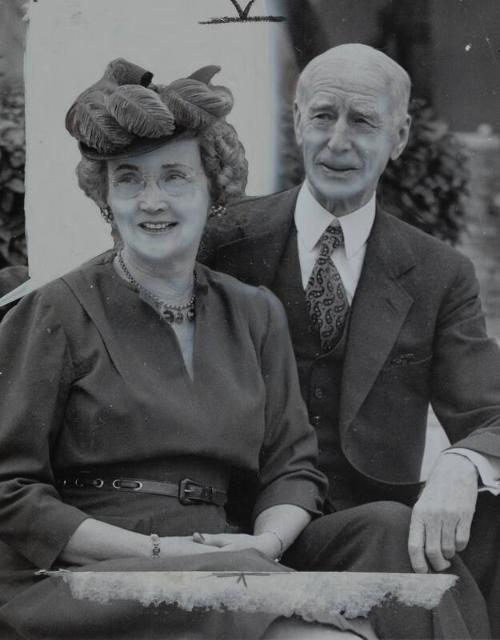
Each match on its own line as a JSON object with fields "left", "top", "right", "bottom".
{"left": 56, "top": 473, "right": 227, "bottom": 506}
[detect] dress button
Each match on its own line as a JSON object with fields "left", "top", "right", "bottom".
{"left": 314, "top": 387, "right": 325, "bottom": 399}
{"left": 310, "top": 415, "right": 321, "bottom": 426}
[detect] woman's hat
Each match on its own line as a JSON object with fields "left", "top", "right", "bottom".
{"left": 65, "top": 58, "right": 234, "bottom": 160}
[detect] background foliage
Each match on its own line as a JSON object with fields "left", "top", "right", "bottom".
{"left": 0, "top": 77, "right": 26, "bottom": 268}
{"left": 380, "top": 99, "right": 469, "bottom": 245}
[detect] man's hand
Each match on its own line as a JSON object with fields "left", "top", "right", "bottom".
{"left": 408, "top": 453, "right": 479, "bottom": 573}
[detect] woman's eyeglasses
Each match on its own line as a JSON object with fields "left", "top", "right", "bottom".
{"left": 110, "top": 170, "right": 198, "bottom": 199}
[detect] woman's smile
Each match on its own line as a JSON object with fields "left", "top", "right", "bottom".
{"left": 138, "top": 220, "right": 178, "bottom": 233}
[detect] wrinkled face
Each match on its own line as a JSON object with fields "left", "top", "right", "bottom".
{"left": 107, "top": 138, "right": 210, "bottom": 267}
{"left": 294, "top": 63, "right": 410, "bottom": 215}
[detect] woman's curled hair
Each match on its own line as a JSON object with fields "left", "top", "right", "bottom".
{"left": 76, "top": 120, "right": 248, "bottom": 209}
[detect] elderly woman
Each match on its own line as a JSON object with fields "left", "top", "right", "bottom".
{"left": 0, "top": 60, "right": 371, "bottom": 639}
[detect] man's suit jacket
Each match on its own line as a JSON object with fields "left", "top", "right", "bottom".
{"left": 200, "top": 186, "right": 500, "bottom": 490}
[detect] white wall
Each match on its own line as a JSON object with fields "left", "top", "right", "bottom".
{"left": 23, "top": 0, "right": 283, "bottom": 286}
{"left": 0, "top": 0, "right": 26, "bottom": 80}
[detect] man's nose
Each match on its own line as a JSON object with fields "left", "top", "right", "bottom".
{"left": 138, "top": 179, "right": 168, "bottom": 212}
{"left": 326, "top": 120, "right": 352, "bottom": 152}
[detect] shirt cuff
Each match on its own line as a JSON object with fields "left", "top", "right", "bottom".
{"left": 443, "top": 448, "right": 500, "bottom": 495}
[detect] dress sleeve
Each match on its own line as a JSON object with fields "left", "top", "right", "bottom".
{"left": 252, "top": 288, "right": 328, "bottom": 521}
{"left": 0, "top": 288, "right": 89, "bottom": 568}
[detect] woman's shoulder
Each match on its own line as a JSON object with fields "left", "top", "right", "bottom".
{"left": 61, "top": 250, "right": 115, "bottom": 287}
{"left": 5, "top": 251, "right": 116, "bottom": 320}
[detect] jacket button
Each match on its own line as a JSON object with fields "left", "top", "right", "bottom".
{"left": 313, "top": 387, "right": 325, "bottom": 399}
{"left": 311, "top": 415, "right": 321, "bottom": 426}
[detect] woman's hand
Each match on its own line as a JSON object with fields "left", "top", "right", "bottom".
{"left": 192, "top": 532, "right": 281, "bottom": 560}
{"left": 160, "top": 536, "right": 221, "bottom": 556}
{"left": 60, "top": 520, "right": 221, "bottom": 565}
{"left": 190, "top": 505, "right": 314, "bottom": 562}
{"left": 61, "top": 506, "right": 309, "bottom": 565}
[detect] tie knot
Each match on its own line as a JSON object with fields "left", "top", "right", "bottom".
{"left": 319, "top": 224, "right": 345, "bottom": 258}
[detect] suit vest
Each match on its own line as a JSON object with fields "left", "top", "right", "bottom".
{"left": 270, "top": 223, "right": 423, "bottom": 509}
{"left": 270, "top": 225, "right": 363, "bottom": 511}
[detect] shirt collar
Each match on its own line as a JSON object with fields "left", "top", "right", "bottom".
{"left": 294, "top": 182, "right": 376, "bottom": 259}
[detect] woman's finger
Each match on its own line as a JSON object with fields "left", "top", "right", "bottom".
{"left": 187, "top": 543, "right": 220, "bottom": 554}
{"left": 192, "top": 532, "right": 206, "bottom": 543}
{"left": 164, "top": 539, "right": 221, "bottom": 556}
{"left": 216, "top": 545, "right": 238, "bottom": 553}
{"left": 194, "top": 533, "right": 229, "bottom": 548}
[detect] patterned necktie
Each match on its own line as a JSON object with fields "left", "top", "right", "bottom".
{"left": 305, "top": 224, "right": 350, "bottom": 352}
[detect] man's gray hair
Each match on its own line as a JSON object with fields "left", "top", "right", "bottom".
{"left": 296, "top": 44, "right": 411, "bottom": 121}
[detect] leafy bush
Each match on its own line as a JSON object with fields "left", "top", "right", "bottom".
{"left": 0, "top": 78, "right": 26, "bottom": 268}
{"left": 379, "top": 99, "right": 469, "bottom": 245}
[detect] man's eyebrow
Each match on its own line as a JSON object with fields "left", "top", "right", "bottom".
{"left": 349, "top": 99, "right": 379, "bottom": 114}
{"left": 308, "top": 100, "right": 337, "bottom": 111}
{"left": 352, "top": 108, "right": 379, "bottom": 118}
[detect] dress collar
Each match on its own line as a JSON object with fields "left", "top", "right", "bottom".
{"left": 294, "top": 182, "right": 376, "bottom": 259}
{"left": 194, "top": 262, "right": 210, "bottom": 295}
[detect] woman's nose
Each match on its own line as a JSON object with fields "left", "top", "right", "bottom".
{"left": 326, "top": 120, "right": 352, "bottom": 153}
{"left": 138, "top": 179, "right": 168, "bottom": 212}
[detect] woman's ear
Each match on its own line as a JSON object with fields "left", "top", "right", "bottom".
{"left": 110, "top": 223, "right": 123, "bottom": 249}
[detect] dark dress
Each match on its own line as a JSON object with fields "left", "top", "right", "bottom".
{"left": 0, "top": 252, "right": 328, "bottom": 640}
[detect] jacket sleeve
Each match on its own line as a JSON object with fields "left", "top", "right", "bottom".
{"left": 431, "top": 255, "right": 500, "bottom": 458}
{"left": 0, "top": 288, "right": 89, "bottom": 569}
{"left": 252, "top": 288, "right": 328, "bottom": 521}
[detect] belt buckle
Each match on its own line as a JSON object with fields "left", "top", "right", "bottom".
{"left": 179, "top": 478, "right": 205, "bottom": 505}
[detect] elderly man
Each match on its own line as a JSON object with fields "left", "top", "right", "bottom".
{"left": 202, "top": 44, "right": 500, "bottom": 638}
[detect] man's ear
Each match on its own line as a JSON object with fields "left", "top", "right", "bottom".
{"left": 293, "top": 101, "right": 303, "bottom": 146}
{"left": 391, "top": 113, "right": 411, "bottom": 161}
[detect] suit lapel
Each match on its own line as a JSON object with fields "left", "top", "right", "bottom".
{"left": 339, "top": 210, "right": 416, "bottom": 431}
{"left": 215, "top": 188, "right": 300, "bottom": 287}
{"left": 217, "top": 193, "right": 417, "bottom": 433}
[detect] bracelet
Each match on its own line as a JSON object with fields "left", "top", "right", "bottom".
{"left": 262, "top": 530, "right": 285, "bottom": 562}
{"left": 151, "top": 533, "right": 161, "bottom": 558}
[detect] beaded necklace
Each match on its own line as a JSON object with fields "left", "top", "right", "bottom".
{"left": 117, "top": 251, "right": 196, "bottom": 324}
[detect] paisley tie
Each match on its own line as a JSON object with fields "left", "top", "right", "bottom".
{"left": 305, "top": 224, "right": 349, "bottom": 352}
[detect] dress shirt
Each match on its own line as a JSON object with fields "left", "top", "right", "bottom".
{"left": 442, "top": 448, "right": 500, "bottom": 494}
{"left": 295, "top": 182, "right": 375, "bottom": 298}
{"left": 294, "top": 181, "right": 500, "bottom": 493}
